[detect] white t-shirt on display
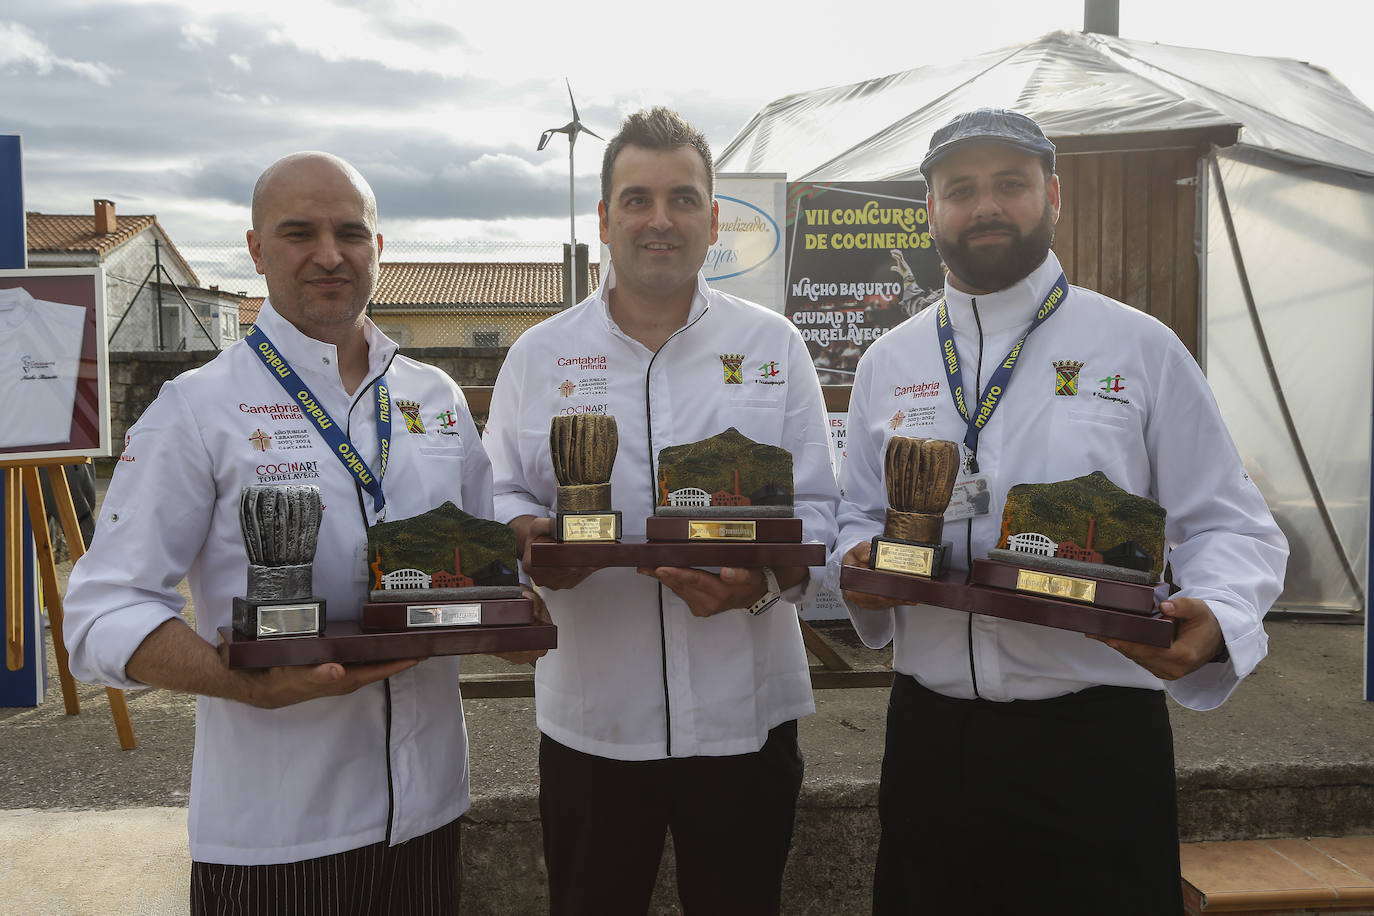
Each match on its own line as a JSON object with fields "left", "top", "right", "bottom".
{"left": 0, "top": 286, "right": 87, "bottom": 449}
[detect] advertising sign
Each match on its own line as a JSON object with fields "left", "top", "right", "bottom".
{"left": 708, "top": 174, "right": 786, "bottom": 312}
{"left": 785, "top": 181, "right": 944, "bottom": 383}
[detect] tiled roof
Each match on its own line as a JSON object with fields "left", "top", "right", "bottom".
{"left": 26, "top": 212, "right": 199, "bottom": 284}
{"left": 372, "top": 261, "right": 601, "bottom": 308}
{"left": 27, "top": 212, "right": 157, "bottom": 255}
{"left": 238, "top": 261, "right": 603, "bottom": 324}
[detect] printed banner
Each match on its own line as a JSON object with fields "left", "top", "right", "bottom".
{"left": 785, "top": 181, "right": 944, "bottom": 383}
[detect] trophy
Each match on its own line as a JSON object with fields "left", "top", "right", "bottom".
{"left": 551, "top": 414, "right": 621, "bottom": 542}
{"left": 647, "top": 427, "right": 801, "bottom": 543}
{"left": 361, "top": 501, "right": 530, "bottom": 631}
{"left": 222, "top": 499, "right": 557, "bottom": 667}
{"left": 868, "top": 437, "right": 960, "bottom": 578}
{"left": 838, "top": 466, "right": 1174, "bottom": 646}
{"left": 973, "top": 471, "right": 1164, "bottom": 615}
{"left": 529, "top": 426, "right": 825, "bottom": 568}
{"left": 231, "top": 485, "right": 326, "bottom": 639}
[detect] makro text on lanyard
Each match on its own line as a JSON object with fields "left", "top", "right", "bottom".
{"left": 937, "top": 273, "right": 1068, "bottom": 471}
{"left": 246, "top": 324, "right": 391, "bottom": 516}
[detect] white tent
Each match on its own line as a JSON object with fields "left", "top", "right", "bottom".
{"left": 721, "top": 31, "right": 1374, "bottom": 615}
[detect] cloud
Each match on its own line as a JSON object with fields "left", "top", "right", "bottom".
{"left": 0, "top": 0, "right": 771, "bottom": 247}
{"left": 0, "top": 20, "right": 117, "bottom": 84}
{"left": 179, "top": 22, "right": 216, "bottom": 48}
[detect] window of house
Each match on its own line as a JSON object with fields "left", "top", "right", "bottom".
{"left": 473, "top": 329, "right": 500, "bottom": 348}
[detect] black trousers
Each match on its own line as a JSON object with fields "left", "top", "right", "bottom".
{"left": 190, "top": 817, "right": 461, "bottom": 916}
{"left": 874, "top": 675, "right": 1183, "bottom": 916}
{"left": 539, "top": 721, "right": 805, "bottom": 915}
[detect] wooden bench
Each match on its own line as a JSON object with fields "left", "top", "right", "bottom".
{"left": 1181, "top": 836, "right": 1374, "bottom": 914}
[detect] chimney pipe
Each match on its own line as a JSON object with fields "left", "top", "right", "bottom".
{"left": 1083, "top": 0, "right": 1119, "bottom": 35}
{"left": 94, "top": 199, "right": 117, "bottom": 234}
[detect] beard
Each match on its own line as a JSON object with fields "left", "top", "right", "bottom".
{"left": 933, "top": 201, "right": 1056, "bottom": 294}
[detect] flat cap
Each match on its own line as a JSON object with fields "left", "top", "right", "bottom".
{"left": 919, "top": 108, "right": 1055, "bottom": 182}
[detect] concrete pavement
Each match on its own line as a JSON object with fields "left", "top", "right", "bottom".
{"left": 2, "top": 472, "right": 1371, "bottom": 913}
{"left": 2, "top": 613, "right": 1371, "bottom": 914}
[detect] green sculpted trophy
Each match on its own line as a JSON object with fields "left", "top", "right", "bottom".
{"left": 361, "top": 501, "right": 530, "bottom": 631}
{"left": 972, "top": 471, "right": 1165, "bottom": 614}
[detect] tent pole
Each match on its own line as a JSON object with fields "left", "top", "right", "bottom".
{"left": 1208, "top": 148, "right": 1365, "bottom": 607}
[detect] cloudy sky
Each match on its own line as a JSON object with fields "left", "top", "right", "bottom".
{"left": 4, "top": 0, "right": 1373, "bottom": 278}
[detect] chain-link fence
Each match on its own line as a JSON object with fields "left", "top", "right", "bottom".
{"left": 176, "top": 240, "right": 595, "bottom": 349}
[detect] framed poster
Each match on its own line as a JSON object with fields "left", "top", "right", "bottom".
{"left": 785, "top": 181, "right": 943, "bottom": 384}
{"left": 0, "top": 268, "right": 110, "bottom": 462}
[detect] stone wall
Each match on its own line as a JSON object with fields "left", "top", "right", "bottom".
{"left": 106, "top": 346, "right": 508, "bottom": 453}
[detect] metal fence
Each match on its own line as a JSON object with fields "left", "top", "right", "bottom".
{"left": 178, "top": 239, "right": 568, "bottom": 298}
{"left": 176, "top": 240, "right": 582, "bottom": 349}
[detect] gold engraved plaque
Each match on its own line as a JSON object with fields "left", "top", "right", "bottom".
{"left": 873, "top": 541, "right": 935, "bottom": 577}
{"left": 561, "top": 514, "right": 619, "bottom": 542}
{"left": 1016, "top": 570, "right": 1097, "bottom": 604}
{"left": 688, "top": 520, "right": 758, "bottom": 541}
{"left": 407, "top": 604, "right": 482, "bottom": 628}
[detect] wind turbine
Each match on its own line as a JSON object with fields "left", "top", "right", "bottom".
{"left": 538, "top": 79, "right": 603, "bottom": 306}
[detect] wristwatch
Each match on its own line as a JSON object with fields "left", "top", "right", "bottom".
{"left": 747, "top": 566, "right": 782, "bottom": 616}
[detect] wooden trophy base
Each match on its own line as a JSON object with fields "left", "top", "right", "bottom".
{"left": 838, "top": 564, "right": 1174, "bottom": 647}
{"left": 970, "top": 558, "right": 1157, "bottom": 614}
{"left": 644, "top": 516, "right": 803, "bottom": 543}
{"left": 360, "top": 596, "right": 535, "bottom": 632}
{"left": 219, "top": 617, "right": 557, "bottom": 669}
{"left": 530, "top": 535, "right": 825, "bottom": 569}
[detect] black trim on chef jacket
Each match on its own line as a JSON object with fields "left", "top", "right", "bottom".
{"left": 965, "top": 299, "right": 985, "bottom": 700}
{"left": 344, "top": 351, "right": 401, "bottom": 843}
{"left": 641, "top": 304, "right": 711, "bottom": 759}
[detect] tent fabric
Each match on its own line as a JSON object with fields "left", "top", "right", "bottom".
{"left": 718, "top": 30, "right": 1374, "bottom": 180}
{"left": 720, "top": 30, "right": 1374, "bottom": 615}
{"left": 1203, "top": 147, "right": 1373, "bottom": 613}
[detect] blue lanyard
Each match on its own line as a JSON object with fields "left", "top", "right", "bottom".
{"left": 246, "top": 325, "right": 391, "bottom": 515}
{"left": 936, "top": 273, "right": 1068, "bottom": 469}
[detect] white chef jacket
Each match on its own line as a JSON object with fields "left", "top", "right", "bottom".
{"left": 0, "top": 286, "right": 85, "bottom": 449}
{"left": 485, "top": 267, "right": 839, "bottom": 761}
{"left": 64, "top": 300, "right": 486, "bottom": 865}
{"left": 828, "top": 251, "right": 1287, "bottom": 712}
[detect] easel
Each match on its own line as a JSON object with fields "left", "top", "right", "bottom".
{"left": 3, "top": 456, "right": 136, "bottom": 749}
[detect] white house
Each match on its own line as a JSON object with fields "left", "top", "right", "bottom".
{"left": 27, "top": 200, "right": 241, "bottom": 351}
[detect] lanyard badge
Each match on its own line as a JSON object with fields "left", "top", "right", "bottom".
{"left": 246, "top": 325, "right": 391, "bottom": 516}
{"left": 936, "top": 273, "right": 1068, "bottom": 472}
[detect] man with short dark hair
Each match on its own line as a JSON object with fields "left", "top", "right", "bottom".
{"left": 64, "top": 151, "right": 490, "bottom": 914}
{"left": 485, "top": 107, "right": 839, "bottom": 914}
{"left": 832, "top": 109, "right": 1287, "bottom": 913}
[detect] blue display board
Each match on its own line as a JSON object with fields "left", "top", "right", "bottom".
{"left": 0, "top": 133, "right": 44, "bottom": 706}
{"left": 0, "top": 135, "right": 23, "bottom": 269}
{"left": 0, "top": 491, "right": 46, "bottom": 706}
